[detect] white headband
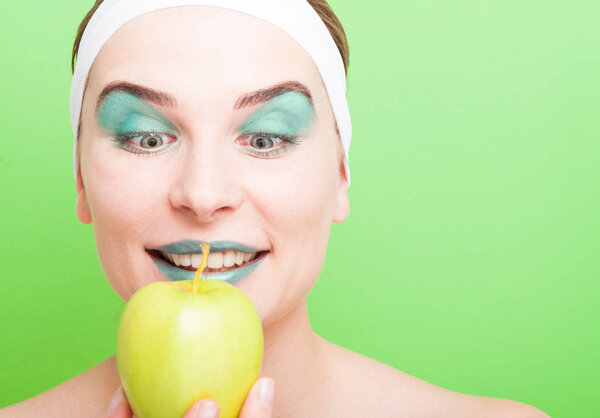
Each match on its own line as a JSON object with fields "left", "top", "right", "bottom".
{"left": 70, "top": 0, "right": 352, "bottom": 183}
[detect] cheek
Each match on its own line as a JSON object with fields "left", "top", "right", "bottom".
{"left": 243, "top": 136, "right": 339, "bottom": 282}
{"left": 82, "top": 135, "right": 173, "bottom": 222}
{"left": 244, "top": 159, "right": 336, "bottom": 326}
{"left": 85, "top": 160, "right": 163, "bottom": 232}
{"left": 245, "top": 140, "right": 338, "bottom": 235}
{"left": 80, "top": 143, "right": 171, "bottom": 292}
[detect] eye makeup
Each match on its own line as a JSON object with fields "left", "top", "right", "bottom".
{"left": 97, "top": 90, "right": 178, "bottom": 137}
{"left": 95, "top": 88, "right": 315, "bottom": 157}
{"left": 238, "top": 90, "right": 315, "bottom": 137}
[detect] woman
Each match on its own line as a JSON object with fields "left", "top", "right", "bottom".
{"left": 1, "top": 0, "right": 549, "bottom": 417}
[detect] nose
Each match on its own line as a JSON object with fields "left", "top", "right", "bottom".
{"left": 168, "top": 143, "right": 243, "bottom": 224}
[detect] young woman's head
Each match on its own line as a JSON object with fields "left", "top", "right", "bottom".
{"left": 71, "top": 2, "right": 350, "bottom": 326}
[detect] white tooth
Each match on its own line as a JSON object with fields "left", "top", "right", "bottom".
{"left": 207, "top": 252, "right": 224, "bottom": 269}
{"left": 191, "top": 254, "right": 202, "bottom": 269}
{"left": 223, "top": 250, "right": 235, "bottom": 267}
{"left": 179, "top": 254, "right": 191, "bottom": 267}
{"left": 166, "top": 253, "right": 174, "bottom": 263}
{"left": 172, "top": 254, "right": 181, "bottom": 266}
{"left": 243, "top": 252, "right": 252, "bottom": 262}
{"left": 235, "top": 251, "right": 244, "bottom": 265}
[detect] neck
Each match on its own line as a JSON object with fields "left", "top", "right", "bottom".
{"left": 260, "top": 298, "right": 331, "bottom": 414}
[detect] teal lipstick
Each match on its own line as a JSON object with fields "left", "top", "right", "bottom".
{"left": 150, "top": 239, "right": 266, "bottom": 285}
{"left": 153, "top": 256, "right": 263, "bottom": 285}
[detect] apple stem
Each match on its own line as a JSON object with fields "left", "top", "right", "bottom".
{"left": 193, "top": 243, "right": 210, "bottom": 293}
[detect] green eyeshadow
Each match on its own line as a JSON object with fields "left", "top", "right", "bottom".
{"left": 97, "top": 91, "right": 177, "bottom": 135}
{"left": 239, "top": 91, "right": 315, "bottom": 137}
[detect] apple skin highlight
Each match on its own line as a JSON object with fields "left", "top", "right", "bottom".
{"left": 116, "top": 244, "right": 264, "bottom": 418}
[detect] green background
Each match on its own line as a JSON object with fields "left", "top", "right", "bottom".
{"left": 1, "top": 1, "right": 598, "bottom": 415}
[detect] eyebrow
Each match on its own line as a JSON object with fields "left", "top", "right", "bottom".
{"left": 233, "top": 80, "right": 313, "bottom": 109}
{"left": 95, "top": 80, "right": 313, "bottom": 112}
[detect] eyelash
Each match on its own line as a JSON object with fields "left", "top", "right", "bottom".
{"left": 235, "top": 132, "right": 302, "bottom": 158}
{"left": 113, "top": 132, "right": 176, "bottom": 155}
{"left": 112, "top": 131, "right": 302, "bottom": 158}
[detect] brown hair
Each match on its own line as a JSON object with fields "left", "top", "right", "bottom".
{"left": 71, "top": 0, "right": 350, "bottom": 76}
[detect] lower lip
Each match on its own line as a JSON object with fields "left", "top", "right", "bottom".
{"left": 150, "top": 252, "right": 264, "bottom": 285}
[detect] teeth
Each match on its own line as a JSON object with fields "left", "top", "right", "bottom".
{"left": 179, "top": 254, "right": 191, "bottom": 267}
{"left": 235, "top": 251, "right": 244, "bottom": 265}
{"left": 191, "top": 253, "right": 203, "bottom": 269}
{"left": 223, "top": 250, "right": 235, "bottom": 267}
{"left": 161, "top": 250, "right": 258, "bottom": 269}
{"left": 207, "top": 252, "right": 224, "bottom": 269}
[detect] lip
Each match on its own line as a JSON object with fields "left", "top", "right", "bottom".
{"left": 149, "top": 240, "right": 266, "bottom": 285}
{"left": 156, "top": 240, "right": 259, "bottom": 254}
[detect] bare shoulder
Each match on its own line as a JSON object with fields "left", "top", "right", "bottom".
{"left": 434, "top": 392, "right": 551, "bottom": 418}
{"left": 319, "top": 338, "right": 550, "bottom": 417}
{"left": 473, "top": 397, "right": 551, "bottom": 418}
{"left": 0, "top": 354, "right": 120, "bottom": 418}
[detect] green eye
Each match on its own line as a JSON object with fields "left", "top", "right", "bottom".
{"left": 234, "top": 132, "right": 301, "bottom": 159}
{"left": 140, "top": 134, "right": 164, "bottom": 149}
{"left": 250, "top": 135, "right": 275, "bottom": 149}
{"left": 113, "top": 132, "right": 177, "bottom": 154}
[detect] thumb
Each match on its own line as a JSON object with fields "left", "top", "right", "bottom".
{"left": 105, "top": 386, "right": 133, "bottom": 417}
{"left": 239, "top": 377, "right": 275, "bottom": 418}
{"left": 183, "top": 399, "right": 220, "bottom": 418}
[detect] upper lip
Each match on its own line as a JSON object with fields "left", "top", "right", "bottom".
{"left": 154, "top": 240, "right": 260, "bottom": 254}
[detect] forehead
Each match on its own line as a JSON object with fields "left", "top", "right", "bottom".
{"left": 87, "top": 6, "right": 326, "bottom": 112}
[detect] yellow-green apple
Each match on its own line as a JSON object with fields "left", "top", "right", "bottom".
{"left": 116, "top": 244, "right": 264, "bottom": 418}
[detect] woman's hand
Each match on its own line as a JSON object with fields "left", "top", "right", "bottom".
{"left": 105, "top": 377, "right": 275, "bottom": 418}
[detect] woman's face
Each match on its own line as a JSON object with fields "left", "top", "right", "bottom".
{"left": 76, "top": 6, "right": 349, "bottom": 325}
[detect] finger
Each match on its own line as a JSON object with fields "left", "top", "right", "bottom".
{"left": 105, "top": 385, "right": 133, "bottom": 418}
{"left": 239, "top": 377, "right": 275, "bottom": 418}
{"left": 183, "top": 399, "right": 220, "bottom": 418}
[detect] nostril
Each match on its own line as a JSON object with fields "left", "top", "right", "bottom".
{"left": 168, "top": 181, "right": 242, "bottom": 223}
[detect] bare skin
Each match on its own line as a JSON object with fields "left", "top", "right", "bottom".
{"left": 2, "top": 7, "right": 550, "bottom": 418}
{"left": 0, "top": 299, "right": 549, "bottom": 417}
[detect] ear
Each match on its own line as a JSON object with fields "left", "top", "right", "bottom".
{"left": 75, "top": 164, "right": 92, "bottom": 224}
{"left": 333, "top": 158, "right": 350, "bottom": 223}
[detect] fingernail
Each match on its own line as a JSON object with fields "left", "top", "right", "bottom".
{"left": 106, "top": 386, "right": 123, "bottom": 415}
{"left": 258, "top": 378, "right": 275, "bottom": 408}
{"left": 196, "top": 400, "right": 219, "bottom": 418}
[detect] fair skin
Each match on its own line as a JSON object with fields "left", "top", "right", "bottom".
{"left": 1, "top": 6, "right": 550, "bottom": 417}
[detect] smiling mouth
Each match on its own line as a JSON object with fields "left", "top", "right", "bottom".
{"left": 149, "top": 249, "right": 266, "bottom": 273}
